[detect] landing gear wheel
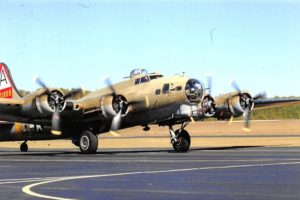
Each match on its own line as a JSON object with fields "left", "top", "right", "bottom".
{"left": 172, "top": 130, "right": 191, "bottom": 152}
{"left": 79, "top": 131, "right": 98, "bottom": 154}
{"left": 20, "top": 142, "right": 28, "bottom": 152}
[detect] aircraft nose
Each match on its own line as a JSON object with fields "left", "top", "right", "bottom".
{"left": 185, "top": 79, "right": 204, "bottom": 103}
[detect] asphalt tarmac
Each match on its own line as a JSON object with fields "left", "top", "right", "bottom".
{"left": 0, "top": 147, "right": 300, "bottom": 200}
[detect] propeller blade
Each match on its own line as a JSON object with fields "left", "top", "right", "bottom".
{"left": 253, "top": 92, "right": 267, "bottom": 100}
{"left": 34, "top": 76, "right": 53, "bottom": 95}
{"left": 51, "top": 111, "right": 62, "bottom": 135}
{"left": 244, "top": 109, "right": 250, "bottom": 128}
{"left": 228, "top": 115, "right": 234, "bottom": 126}
{"left": 111, "top": 110, "right": 122, "bottom": 131}
{"left": 230, "top": 80, "right": 242, "bottom": 94}
{"left": 243, "top": 108, "right": 251, "bottom": 132}
{"left": 104, "top": 77, "right": 117, "bottom": 98}
{"left": 207, "top": 76, "right": 212, "bottom": 95}
{"left": 109, "top": 130, "right": 120, "bottom": 137}
{"left": 190, "top": 117, "right": 196, "bottom": 123}
{"left": 63, "top": 88, "right": 83, "bottom": 99}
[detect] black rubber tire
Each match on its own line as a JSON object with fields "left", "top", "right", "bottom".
{"left": 79, "top": 131, "right": 98, "bottom": 154}
{"left": 20, "top": 142, "right": 28, "bottom": 152}
{"left": 172, "top": 130, "right": 191, "bottom": 152}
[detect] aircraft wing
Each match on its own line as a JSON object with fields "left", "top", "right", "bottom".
{"left": 0, "top": 98, "right": 24, "bottom": 105}
{"left": 254, "top": 98, "right": 300, "bottom": 110}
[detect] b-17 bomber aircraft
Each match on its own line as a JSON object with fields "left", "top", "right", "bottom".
{"left": 0, "top": 63, "right": 299, "bottom": 154}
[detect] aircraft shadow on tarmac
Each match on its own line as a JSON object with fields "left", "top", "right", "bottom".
{"left": 0, "top": 146, "right": 263, "bottom": 157}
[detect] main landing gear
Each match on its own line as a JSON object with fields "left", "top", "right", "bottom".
{"left": 78, "top": 131, "right": 98, "bottom": 154}
{"left": 169, "top": 122, "right": 191, "bottom": 152}
{"left": 20, "top": 141, "right": 28, "bottom": 152}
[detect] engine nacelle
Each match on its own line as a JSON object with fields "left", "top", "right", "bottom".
{"left": 200, "top": 95, "right": 216, "bottom": 118}
{"left": 21, "top": 89, "right": 66, "bottom": 117}
{"left": 214, "top": 92, "right": 254, "bottom": 120}
{"left": 35, "top": 90, "right": 65, "bottom": 115}
{"left": 100, "top": 95, "right": 129, "bottom": 120}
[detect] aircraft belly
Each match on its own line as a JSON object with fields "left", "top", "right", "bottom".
{"left": 0, "top": 123, "right": 64, "bottom": 142}
{"left": 0, "top": 106, "right": 26, "bottom": 122}
{"left": 124, "top": 104, "right": 181, "bottom": 126}
{"left": 0, "top": 114, "right": 28, "bottom": 124}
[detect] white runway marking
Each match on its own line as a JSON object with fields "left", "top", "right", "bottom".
{"left": 204, "top": 120, "right": 282, "bottom": 123}
{"left": 22, "top": 161, "right": 300, "bottom": 200}
{"left": 0, "top": 177, "right": 60, "bottom": 185}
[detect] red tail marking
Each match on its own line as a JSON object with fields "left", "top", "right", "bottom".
{"left": 0, "top": 63, "right": 13, "bottom": 99}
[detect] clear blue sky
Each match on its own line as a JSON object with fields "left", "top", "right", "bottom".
{"left": 0, "top": 0, "right": 299, "bottom": 97}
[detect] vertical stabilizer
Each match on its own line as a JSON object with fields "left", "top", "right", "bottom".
{"left": 0, "top": 63, "right": 23, "bottom": 100}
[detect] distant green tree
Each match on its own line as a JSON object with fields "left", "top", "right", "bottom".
{"left": 251, "top": 104, "right": 300, "bottom": 120}
{"left": 18, "top": 90, "right": 31, "bottom": 97}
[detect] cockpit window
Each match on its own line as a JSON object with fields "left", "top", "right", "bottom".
{"left": 135, "top": 76, "right": 150, "bottom": 85}
{"left": 140, "top": 76, "right": 150, "bottom": 83}
{"left": 149, "top": 75, "right": 163, "bottom": 80}
{"left": 130, "top": 69, "right": 148, "bottom": 78}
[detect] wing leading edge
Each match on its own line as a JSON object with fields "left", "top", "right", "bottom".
{"left": 254, "top": 98, "right": 300, "bottom": 110}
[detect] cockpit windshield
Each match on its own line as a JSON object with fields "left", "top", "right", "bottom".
{"left": 130, "top": 69, "right": 163, "bottom": 84}
{"left": 130, "top": 69, "right": 148, "bottom": 79}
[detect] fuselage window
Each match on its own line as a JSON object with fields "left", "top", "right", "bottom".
{"left": 162, "top": 84, "right": 170, "bottom": 94}
{"left": 155, "top": 89, "right": 161, "bottom": 95}
{"left": 171, "top": 86, "right": 182, "bottom": 91}
{"left": 176, "top": 86, "right": 182, "bottom": 91}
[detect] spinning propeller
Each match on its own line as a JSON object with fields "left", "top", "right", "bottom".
{"left": 104, "top": 77, "right": 141, "bottom": 136}
{"left": 207, "top": 75, "right": 212, "bottom": 96}
{"left": 104, "top": 77, "right": 127, "bottom": 132}
{"left": 230, "top": 80, "right": 266, "bottom": 131}
{"left": 34, "top": 76, "right": 82, "bottom": 135}
{"left": 200, "top": 75, "right": 216, "bottom": 117}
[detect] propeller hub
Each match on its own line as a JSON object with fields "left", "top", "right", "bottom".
{"left": 112, "top": 95, "right": 128, "bottom": 116}
{"left": 47, "top": 90, "right": 65, "bottom": 112}
{"left": 201, "top": 95, "right": 216, "bottom": 117}
{"left": 240, "top": 93, "right": 254, "bottom": 111}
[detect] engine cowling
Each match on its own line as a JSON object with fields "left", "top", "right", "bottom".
{"left": 229, "top": 93, "right": 254, "bottom": 116}
{"left": 100, "top": 95, "right": 129, "bottom": 120}
{"left": 35, "top": 90, "right": 65, "bottom": 116}
{"left": 194, "top": 95, "right": 216, "bottom": 119}
{"left": 214, "top": 92, "right": 254, "bottom": 120}
{"left": 21, "top": 89, "right": 66, "bottom": 117}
